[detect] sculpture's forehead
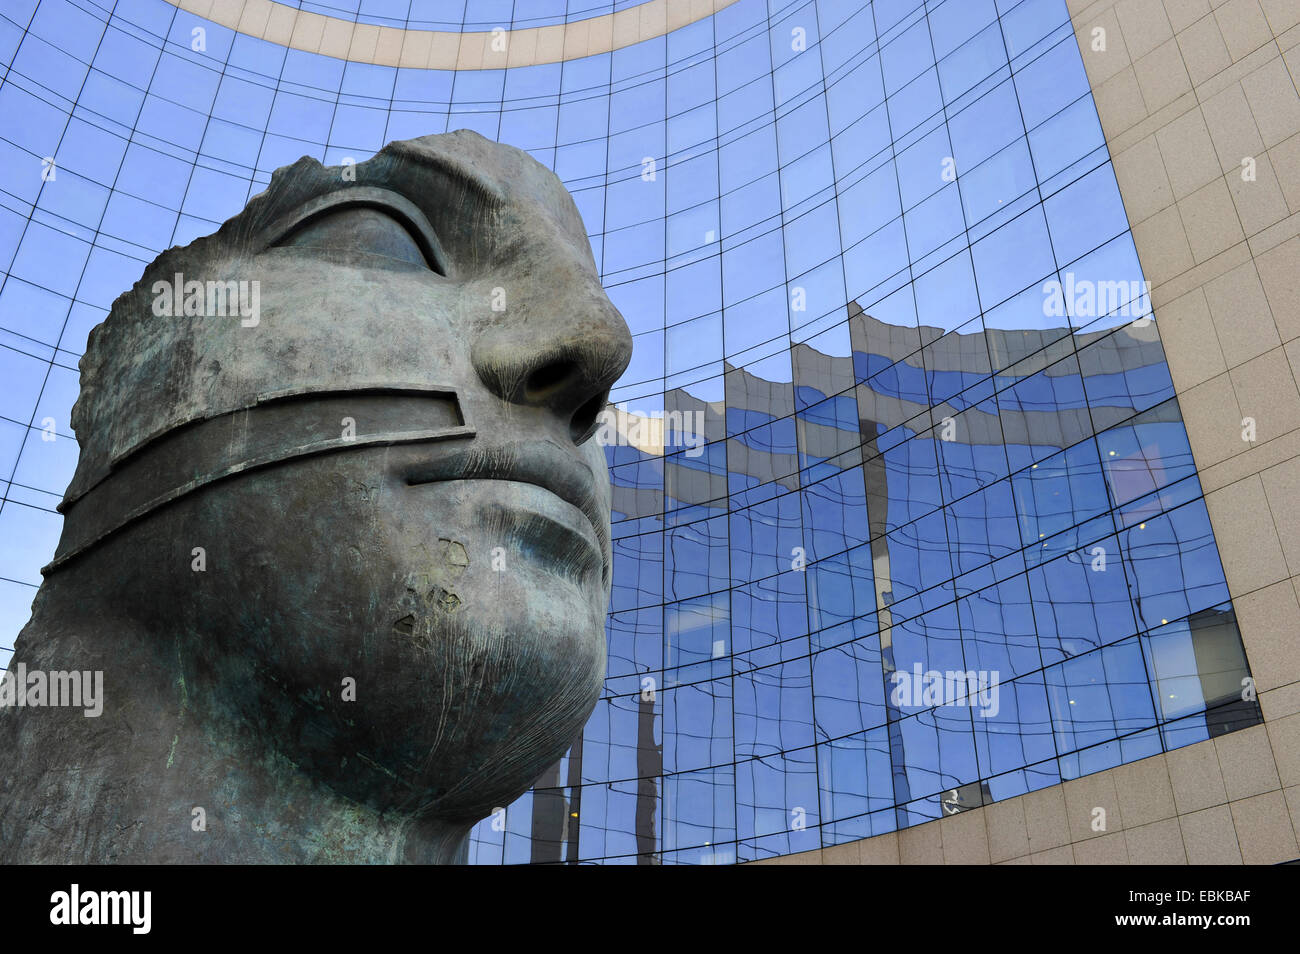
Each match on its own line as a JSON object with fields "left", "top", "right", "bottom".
{"left": 401, "top": 129, "right": 561, "bottom": 201}
{"left": 174, "top": 129, "right": 591, "bottom": 275}
{"left": 393, "top": 131, "right": 590, "bottom": 249}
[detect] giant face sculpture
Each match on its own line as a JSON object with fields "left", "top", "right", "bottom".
{"left": 0, "top": 130, "right": 632, "bottom": 863}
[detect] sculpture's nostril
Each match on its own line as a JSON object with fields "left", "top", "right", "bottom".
{"left": 523, "top": 360, "right": 578, "bottom": 403}
{"left": 569, "top": 390, "right": 607, "bottom": 444}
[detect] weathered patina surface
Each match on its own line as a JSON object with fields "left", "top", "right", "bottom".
{"left": 0, "top": 130, "right": 632, "bottom": 863}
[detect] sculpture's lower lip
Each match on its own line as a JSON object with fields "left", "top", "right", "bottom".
{"left": 407, "top": 473, "right": 605, "bottom": 552}
{"left": 410, "top": 477, "right": 604, "bottom": 580}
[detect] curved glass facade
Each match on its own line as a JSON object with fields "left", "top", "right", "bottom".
{"left": 0, "top": 0, "right": 1258, "bottom": 864}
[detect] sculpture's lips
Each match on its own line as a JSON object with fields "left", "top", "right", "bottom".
{"left": 403, "top": 440, "right": 609, "bottom": 572}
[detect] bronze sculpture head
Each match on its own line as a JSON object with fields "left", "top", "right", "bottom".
{"left": 0, "top": 130, "right": 632, "bottom": 863}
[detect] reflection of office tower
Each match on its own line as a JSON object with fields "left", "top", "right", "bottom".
{"left": 635, "top": 687, "right": 662, "bottom": 864}
{"left": 1187, "top": 607, "right": 1254, "bottom": 739}
{"left": 564, "top": 740, "right": 584, "bottom": 865}
{"left": 849, "top": 305, "right": 912, "bottom": 817}
{"left": 528, "top": 740, "right": 586, "bottom": 864}
{"left": 528, "top": 761, "right": 566, "bottom": 866}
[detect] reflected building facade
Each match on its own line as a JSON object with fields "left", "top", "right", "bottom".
{"left": 0, "top": 0, "right": 1273, "bottom": 864}
{"left": 483, "top": 307, "right": 1257, "bottom": 864}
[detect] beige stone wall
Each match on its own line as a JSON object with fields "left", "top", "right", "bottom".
{"left": 755, "top": 0, "right": 1300, "bottom": 865}
{"left": 169, "top": 0, "right": 738, "bottom": 67}
{"left": 756, "top": 721, "right": 1298, "bottom": 864}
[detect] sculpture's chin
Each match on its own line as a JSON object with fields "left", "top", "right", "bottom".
{"left": 303, "top": 605, "right": 606, "bottom": 819}
{"left": 262, "top": 544, "right": 607, "bottom": 817}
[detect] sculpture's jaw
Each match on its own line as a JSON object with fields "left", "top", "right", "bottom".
{"left": 137, "top": 444, "right": 609, "bottom": 821}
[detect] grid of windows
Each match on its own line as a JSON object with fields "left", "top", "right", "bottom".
{"left": 0, "top": 0, "right": 1257, "bottom": 864}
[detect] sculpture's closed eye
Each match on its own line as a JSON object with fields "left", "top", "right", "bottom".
{"left": 265, "top": 187, "right": 451, "bottom": 276}
{"left": 276, "top": 207, "right": 431, "bottom": 269}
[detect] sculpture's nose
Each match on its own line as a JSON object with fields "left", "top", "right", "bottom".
{"left": 471, "top": 271, "right": 633, "bottom": 445}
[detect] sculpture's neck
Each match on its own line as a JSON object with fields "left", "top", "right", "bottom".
{"left": 0, "top": 609, "right": 472, "bottom": 864}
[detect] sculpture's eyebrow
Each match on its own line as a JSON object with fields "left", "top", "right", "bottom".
{"left": 233, "top": 141, "right": 509, "bottom": 269}
{"left": 385, "top": 140, "right": 507, "bottom": 211}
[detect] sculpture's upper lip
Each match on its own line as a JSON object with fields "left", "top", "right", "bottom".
{"left": 404, "top": 439, "right": 608, "bottom": 566}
